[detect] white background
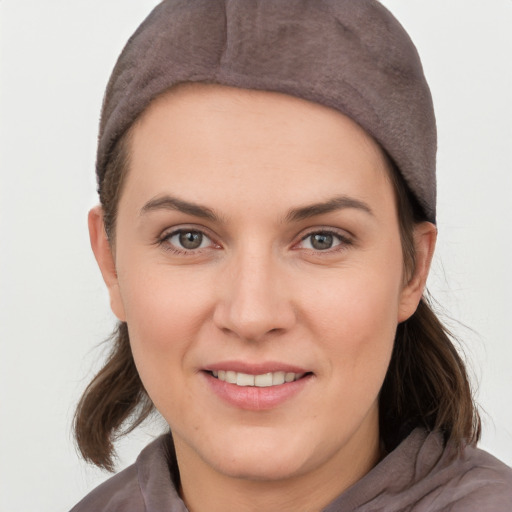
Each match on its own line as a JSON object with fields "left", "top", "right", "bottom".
{"left": 0, "top": 1, "right": 511, "bottom": 510}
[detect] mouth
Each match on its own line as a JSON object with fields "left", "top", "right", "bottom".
{"left": 208, "top": 370, "right": 308, "bottom": 387}
{"left": 203, "top": 365, "right": 313, "bottom": 410}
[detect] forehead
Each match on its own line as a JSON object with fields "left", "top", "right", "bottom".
{"left": 134, "top": 83, "right": 383, "bottom": 158}
{"left": 123, "top": 83, "right": 395, "bottom": 219}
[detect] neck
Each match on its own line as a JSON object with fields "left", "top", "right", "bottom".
{"left": 174, "top": 419, "right": 382, "bottom": 512}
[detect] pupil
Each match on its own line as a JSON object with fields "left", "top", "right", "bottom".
{"left": 179, "top": 231, "right": 203, "bottom": 249}
{"left": 312, "top": 233, "right": 333, "bottom": 250}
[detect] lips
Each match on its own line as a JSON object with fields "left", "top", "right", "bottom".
{"left": 211, "top": 370, "right": 305, "bottom": 387}
{"left": 203, "top": 363, "right": 313, "bottom": 410}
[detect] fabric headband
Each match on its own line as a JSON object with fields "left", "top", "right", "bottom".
{"left": 97, "top": 0, "right": 437, "bottom": 223}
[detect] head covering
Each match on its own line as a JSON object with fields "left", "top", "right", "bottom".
{"left": 97, "top": 0, "right": 437, "bottom": 222}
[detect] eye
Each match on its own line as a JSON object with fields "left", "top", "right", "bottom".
{"left": 297, "top": 231, "right": 351, "bottom": 251}
{"left": 163, "top": 229, "right": 215, "bottom": 252}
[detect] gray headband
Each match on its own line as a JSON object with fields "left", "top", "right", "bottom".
{"left": 97, "top": 0, "right": 437, "bottom": 222}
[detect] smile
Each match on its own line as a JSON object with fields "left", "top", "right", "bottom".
{"left": 211, "top": 370, "right": 306, "bottom": 387}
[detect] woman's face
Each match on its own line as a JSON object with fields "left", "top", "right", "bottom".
{"left": 92, "top": 83, "right": 432, "bottom": 487}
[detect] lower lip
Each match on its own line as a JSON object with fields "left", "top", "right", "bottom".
{"left": 203, "top": 372, "right": 312, "bottom": 411}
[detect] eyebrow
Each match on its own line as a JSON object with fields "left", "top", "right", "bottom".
{"left": 140, "top": 195, "right": 220, "bottom": 221}
{"left": 140, "top": 194, "right": 373, "bottom": 223}
{"left": 285, "top": 195, "right": 374, "bottom": 222}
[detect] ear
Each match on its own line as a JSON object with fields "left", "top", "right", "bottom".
{"left": 397, "top": 222, "right": 437, "bottom": 323}
{"left": 88, "top": 206, "right": 126, "bottom": 322}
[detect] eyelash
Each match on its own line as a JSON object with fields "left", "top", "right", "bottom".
{"left": 158, "top": 228, "right": 218, "bottom": 255}
{"left": 157, "top": 227, "right": 353, "bottom": 255}
{"left": 295, "top": 229, "right": 353, "bottom": 254}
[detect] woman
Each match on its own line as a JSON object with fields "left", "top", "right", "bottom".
{"left": 71, "top": 1, "right": 512, "bottom": 510}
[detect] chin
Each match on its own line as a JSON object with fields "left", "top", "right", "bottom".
{"left": 208, "top": 446, "right": 311, "bottom": 482}
{"left": 177, "top": 424, "right": 335, "bottom": 482}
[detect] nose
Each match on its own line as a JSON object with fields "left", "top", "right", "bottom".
{"left": 213, "top": 249, "right": 296, "bottom": 342}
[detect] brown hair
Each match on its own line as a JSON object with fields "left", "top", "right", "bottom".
{"left": 379, "top": 163, "right": 481, "bottom": 452}
{"left": 74, "top": 125, "right": 480, "bottom": 471}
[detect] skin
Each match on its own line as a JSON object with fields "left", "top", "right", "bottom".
{"left": 90, "top": 83, "right": 436, "bottom": 512}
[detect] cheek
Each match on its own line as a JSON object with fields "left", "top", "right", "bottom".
{"left": 303, "top": 252, "right": 403, "bottom": 387}
{"left": 123, "top": 275, "right": 217, "bottom": 427}
{"left": 119, "top": 254, "right": 213, "bottom": 335}
{"left": 116, "top": 261, "right": 215, "bottom": 389}
{"left": 327, "top": 285, "right": 398, "bottom": 370}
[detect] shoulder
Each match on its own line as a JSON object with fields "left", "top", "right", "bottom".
{"left": 407, "top": 431, "right": 512, "bottom": 511}
{"left": 69, "top": 434, "right": 184, "bottom": 512}
{"left": 324, "top": 429, "right": 512, "bottom": 512}
{"left": 69, "top": 463, "right": 143, "bottom": 512}
{"left": 437, "top": 444, "right": 512, "bottom": 511}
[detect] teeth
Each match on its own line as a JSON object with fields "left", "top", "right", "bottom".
{"left": 212, "top": 370, "right": 304, "bottom": 387}
{"left": 254, "top": 373, "right": 273, "bottom": 387}
{"left": 226, "top": 370, "right": 237, "bottom": 384}
{"left": 237, "top": 373, "right": 255, "bottom": 386}
{"left": 272, "top": 371, "right": 285, "bottom": 385}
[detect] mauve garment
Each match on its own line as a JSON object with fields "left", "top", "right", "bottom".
{"left": 70, "top": 428, "right": 512, "bottom": 511}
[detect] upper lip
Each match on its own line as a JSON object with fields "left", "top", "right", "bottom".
{"left": 204, "top": 361, "right": 311, "bottom": 375}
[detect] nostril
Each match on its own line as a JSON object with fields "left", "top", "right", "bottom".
{"left": 212, "top": 284, "right": 297, "bottom": 341}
